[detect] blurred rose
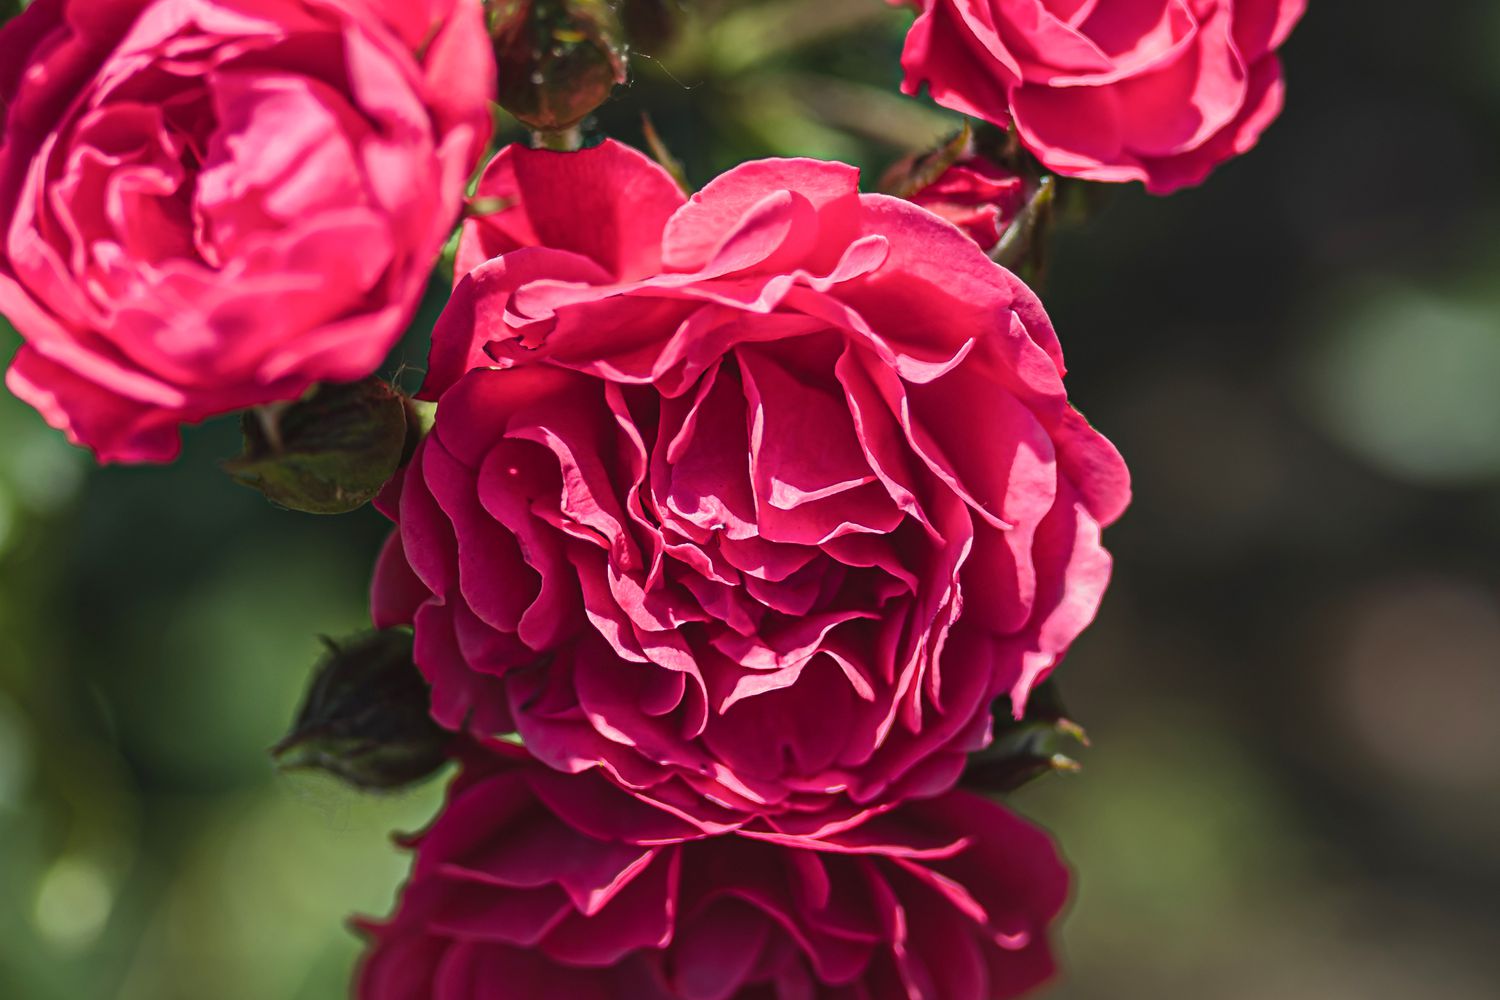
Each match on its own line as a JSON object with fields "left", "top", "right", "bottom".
{"left": 358, "top": 744, "right": 1068, "bottom": 1000}
{"left": 898, "top": 0, "right": 1305, "bottom": 193}
{"left": 0, "top": 0, "right": 494, "bottom": 462}
{"left": 884, "top": 151, "right": 1027, "bottom": 252}
{"left": 373, "top": 140, "right": 1128, "bottom": 828}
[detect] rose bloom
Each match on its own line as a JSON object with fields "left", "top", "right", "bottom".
{"left": 357, "top": 744, "right": 1068, "bottom": 1000}
{"left": 0, "top": 0, "right": 493, "bottom": 462}
{"left": 373, "top": 140, "right": 1128, "bottom": 829}
{"left": 882, "top": 152, "right": 1026, "bottom": 252}
{"left": 898, "top": 0, "right": 1306, "bottom": 193}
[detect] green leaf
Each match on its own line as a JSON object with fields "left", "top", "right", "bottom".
{"left": 964, "top": 680, "right": 1090, "bottom": 793}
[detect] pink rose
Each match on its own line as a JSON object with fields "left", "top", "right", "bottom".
{"left": 0, "top": 0, "right": 494, "bottom": 462}
{"left": 884, "top": 153, "right": 1027, "bottom": 252}
{"left": 899, "top": 0, "right": 1306, "bottom": 193}
{"left": 372, "top": 140, "right": 1128, "bottom": 828}
{"left": 357, "top": 744, "right": 1068, "bottom": 1000}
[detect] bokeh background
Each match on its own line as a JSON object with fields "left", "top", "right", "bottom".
{"left": 3, "top": 0, "right": 1500, "bottom": 997}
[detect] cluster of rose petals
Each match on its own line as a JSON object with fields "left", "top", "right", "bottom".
{"left": 898, "top": 0, "right": 1306, "bottom": 193}
{"left": 358, "top": 744, "right": 1068, "bottom": 1000}
{"left": 0, "top": 0, "right": 494, "bottom": 462}
{"left": 886, "top": 154, "right": 1027, "bottom": 252}
{"left": 372, "top": 140, "right": 1129, "bottom": 829}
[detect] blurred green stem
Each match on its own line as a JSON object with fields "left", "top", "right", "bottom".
{"left": 681, "top": 0, "right": 890, "bottom": 76}
{"left": 772, "top": 72, "right": 960, "bottom": 151}
{"left": 532, "top": 126, "right": 584, "bottom": 151}
{"left": 992, "top": 175, "right": 1056, "bottom": 285}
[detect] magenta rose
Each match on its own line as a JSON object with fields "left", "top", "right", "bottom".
{"left": 898, "top": 0, "right": 1306, "bottom": 193}
{"left": 883, "top": 153, "right": 1027, "bottom": 252}
{"left": 357, "top": 744, "right": 1069, "bottom": 1000}
{"left": 372, "top": 140, "right": 1128, "bottom": 828}
{"left": 0, "top": 0, "right": 494, "bottom": 462}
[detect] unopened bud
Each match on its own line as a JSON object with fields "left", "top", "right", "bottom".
{"left": 884, "top": 127, "right": 1029, "bottom": 255}
{"left": 487, "top": 0, "right": 628, "bottom": 132}
{"left": 225, "top": 377, "right": 411, "bottom": 515}
{"left": 272, "top": 630, "right": 452, "bottom": 792}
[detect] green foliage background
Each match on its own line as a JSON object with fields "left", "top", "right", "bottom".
{"left": 3, "top": 1, "right": 1500, "bottom": 997}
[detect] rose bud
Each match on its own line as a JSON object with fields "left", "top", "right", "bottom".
{"left": 226, "top": 377, "right": 410, "bottom": 515}
{"left": 885, "top": 147, "right": 1028, "bottom": 254}
{"left": 487, "top": 0, "right": 628, "bottom": 133}
{"left": 272, "top": 629, "right": 453, "bottom": 792}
